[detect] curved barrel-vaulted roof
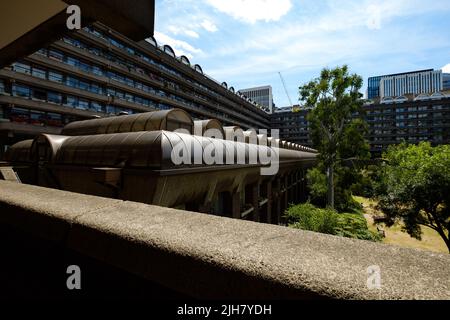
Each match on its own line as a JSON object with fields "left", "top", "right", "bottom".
{"left": 194, "top": 119, "right": 225, "bottom": 138}
{"left": 61, "top": 109, "right": 193, "bottom": 136}
{"left": 5, "top": 139, "right": 33, "bottom": 163}
{"left": 163, "top": 44, "right": 176, "bottom": 57}
{"left": 179, "top": 55, "right": 190, "bottom": 66}
{"left": 53, "top": 131, "right": 317, "bottom": 169}
{"left": 194, "top": 64, "right": 203, "bottom": 74}
{"left": 31, "top": 134, "right": 71, "bottom": 162}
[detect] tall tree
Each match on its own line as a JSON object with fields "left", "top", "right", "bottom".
{"left": 376, "top": 143, "right": 450, "bottom": 252}
{"left": 299, "top": 65, "right": 368, "bottom": 209}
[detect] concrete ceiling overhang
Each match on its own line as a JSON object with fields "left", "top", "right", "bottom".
{"left": 0, "top": 0, "right": 154, "bottom": 67}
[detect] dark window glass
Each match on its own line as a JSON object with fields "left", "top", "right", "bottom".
{"left": 90, "top": 101, "right": 104, "bottom": 112}
{"left": 12, "top": 84, "right": 30, "bottom": 98}
{"left": 32, "top": 67, "right": 46, "bottom": 79}
{"left": 79, "top": 61, "right": 90, "bottom": 72}
{"left": 90, "top": 84, "right": 102, "bottom": 94}
{"left": 78, "top": 80, "right": 90, "bottom": 91}
{"left": 125, "top": 93, "right": 134, "bottom": 102}
{"left": 47, "top": 113, "right": 63, "bottom": 127}
{"left": 48, "top": 91, "right": 62, "bottom": 104}
{"left": 0, "top": 80, "right": 5, "bottom": 93}
{"left": 66, "top": 56, "right": 79, "bottom": 67}
{"left": 106, "top": 105, "right": 116, "bottom": 114}
{"left": 66, "top": 76, "right": 79, "bottom": 88}
{"left": 49, "top": 71, "right": 63, "bottom": 83}
{"left": 78, "top": 99, "right": 89, "bottom": 110}
{"left": 13, "top": 62, "right": 31, "bottom": 74}
{"left": 9, "top": 107, "right": 30, "bottom": 123}
{"left": 32, "top": 89, "right": 47, "bottom": 101}
{"left": 49, "top": 50, "right": 63, "bottom": 61}
{"left": 92, "top": 66, "right": 103, "bottom": 76}
{"left": 65, "top": 95, "right": 78, "bottom": 107}
{"left": 30, "top": 111, "right": 46, "bottom": 126}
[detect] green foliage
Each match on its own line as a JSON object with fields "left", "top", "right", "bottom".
{"left": 284, "top": 203, "right": 338, "bottom": 234}
{"left": 306, "top": 166, "right": 363, "bottom": 213}
{"left": 299, "top": 65, "right": 369, "bottom": 166}
{"left": 376, "top": 142, "right": 450, "bottom": 252}
{"left": 334, "top": 212, "right": 382, "bottom": 242}
{"left": 284, "top": 203, "right": 381, "bottom": 242}
{"left": 299, "top": 65, "right": 370, "bottom": 209}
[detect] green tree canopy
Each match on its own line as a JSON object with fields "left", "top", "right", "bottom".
{"left": 299, "top": 65, "right": 370, "bottom": 209}
{"left": 377, "top": 142, "right": 450, "bottom": 252}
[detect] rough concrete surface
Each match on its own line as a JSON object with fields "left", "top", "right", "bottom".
{"left": 0, "top": 180, "right": 449, "bottom": 299}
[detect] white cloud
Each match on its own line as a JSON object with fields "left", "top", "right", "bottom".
{"left": 205, "top": 0, "right": 292, "bottom": 23}
{"left": 167, "top": 25, "right": 200, "bottom": 38}
{"left": 442, "top": 63, "right": 450, "bottom": 73}
{"left": 152, "top": 32, "right": 203, "bottom": 59}
{"left": 201, "top": 19, "right": 218, "bottom": 32}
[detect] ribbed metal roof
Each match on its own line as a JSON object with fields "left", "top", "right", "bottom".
{"left": 61, "top": 109, "right": 193, "bottom": 136}
{"left": 194, "top": 119, "right": 225, "bottom": 138}
{"left": 53, "top": 131, "right": 317, "bottom": 169}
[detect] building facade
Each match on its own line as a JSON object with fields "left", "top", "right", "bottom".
{"left": 270, "top": 106, "right": 313, "bottom": 148}
{"left": 271, "top": 93, "right": 450, "bottom": 156}
{"left": 0, "top": 22, "right": 270, "bottom": 156}
{"left": 368, "top": 69, "right": 449, "bottom": 100}
{"left": 238, "top": 85, "right": 274, "bottom": 114}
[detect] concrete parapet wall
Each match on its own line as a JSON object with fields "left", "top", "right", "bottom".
{"left": 0, "top": 180, "right": 449, "bottom": 299}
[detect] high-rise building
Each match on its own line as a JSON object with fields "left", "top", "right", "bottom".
{"left": 0, "top": 22, "right": 271, "bottom": 155}
{"left": 367, "top": 69, "right": 446, "bottom": 100}
{"left": 238, "top": 85, "right": 274, "bottom": 114}
{"left": 443, "top": 73, "right": 450, "bottom": 91}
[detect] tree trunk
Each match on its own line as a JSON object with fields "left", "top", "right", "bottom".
{"left": 327, "top": 165, "right": 334, "bottom": 209}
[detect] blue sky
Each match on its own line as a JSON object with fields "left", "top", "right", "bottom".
{"left": 154, "top": 0, "right": 450, "bottom": 108}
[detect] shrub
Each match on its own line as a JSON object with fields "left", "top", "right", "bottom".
{"left": 284, "top": 203, "right": 338, "bottom": 234}
{"left": 284, "top": 203, "right": 381, "bottom": 242}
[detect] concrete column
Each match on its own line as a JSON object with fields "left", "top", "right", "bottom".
{"left": 265, "top": 181, "right": 272, "bottom": 224}
{"left": 223, "top": 191, "right": 241, "bottom": 219}
{"left": 245, "top": 183, "right": 260, "bottom": 222}
{"left": 273, "top": 178, "right": 281, "bottom": 225}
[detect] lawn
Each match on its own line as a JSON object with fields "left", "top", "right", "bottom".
{"left": 353, "top": 196, "right": 449, "bottom": 254}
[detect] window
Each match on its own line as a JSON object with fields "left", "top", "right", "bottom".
{"left": 65, "top": 95, "right": 78, "bottom": 108}
{"left": 66, "top": 56, "right": 79, "bottom": 67}
{"left": 49, "top": 71, "right": 63, "bottom": 83}
{"left": 13, "top": 62, "right": 31, "bottom": 74}
{"left": 90, "top": 84, "right": 102, "bottom": 94}
{"left": 79, "top": 61, "right": 90, "bottom": 73}
{"left": 78, "top": 80, "right": 90, "bottom": 91}
{"left": 47, "top": 113, "right": 63, "bottom": 127}
{"left": 90, "top": 101, "right": 104, "bottom": 112}
{"left": 48, "top": 91, "right": 62, "bottom": 104}
{"left": 36, "top": 48, "right": 47, "bottom": 56}
{"left": 49, "top": 50, "right": 63, "bottom": 61}
{"left": 31, "top": 67, "right": 46, "bottom": 79}
{"left": 92, "top": 66, "right": 103, "bottom": 76}
{"left": 32, "top": 89, "right": 47, "bottom": 101}
{"left": 125, "top": 93, "right": 134, "bottom": 102}
{"left": 12, "top": 84, "right": 30, "bottom": 98}
{"left": 126, "top": 78, "right": 134, "bottom": 87}
{"left": 78, "top": 99, "right": 89, "bottom": 110}
{"left": 30, "top": 111, "right": 45, "bottom": 126}
{"left": 9, "top": 107, "right": 30, "bottom": 123}
{"left": 66, "top": 76, "right": 79, "bottom": 88}
{"left": 0, "top": 80, "right": 5, "bottom": 94}
{"left": 106, "top": 105, "right": 117, "bottom": 114}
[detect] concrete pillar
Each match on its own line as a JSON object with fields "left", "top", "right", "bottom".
{"left": 273, "top": 178, "right": 281, "bottom": 225}
{"left": 265, "top": 181, "right": 272, "bottom": 224}
{"left": 245, "top": 183, "right": 260, "bottom": 222}
{"left": 223, "top": 191, "right": 241, "bottom": 219}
